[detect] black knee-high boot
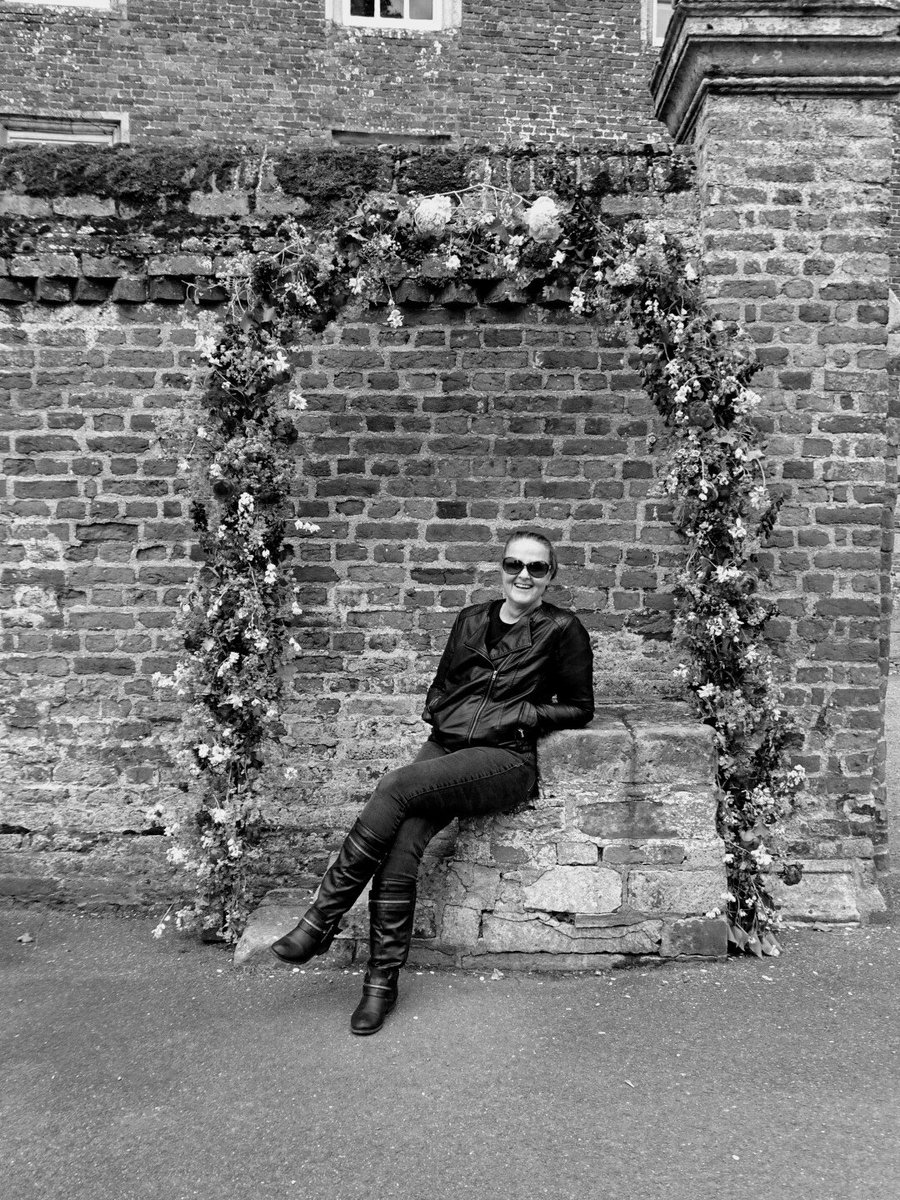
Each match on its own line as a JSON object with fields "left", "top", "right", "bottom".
{"left": 271, "top": 819, "right": 391, "bottom": 964}
{"left": 350, "top": 877, "right": 417, "bottom": 1036}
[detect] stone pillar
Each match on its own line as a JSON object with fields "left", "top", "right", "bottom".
{"left": 652, "top": 2, "right": 900, "bottom": 920}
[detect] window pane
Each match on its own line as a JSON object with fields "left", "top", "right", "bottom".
{"left": 409, "top": 0, "right": 433, "bottom": 18}
{"left": 380, "top": 0, "right": 403, "bottom": 17}
{"left": 350, "top": 0, "right": 375, "bottom": 16}
{"left": 653, "top": 0, "right": 674, "bottom": 44}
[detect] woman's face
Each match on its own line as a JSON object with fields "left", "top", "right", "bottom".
{"left": 500, "top": 536, "right": 553, "bottom": 615}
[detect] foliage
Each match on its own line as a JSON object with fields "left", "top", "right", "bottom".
{"left": 154, "top": 180, "right": 803, "bottom": 950}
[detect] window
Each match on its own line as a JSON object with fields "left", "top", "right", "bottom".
{"left": 329, "top": 0, "right": 460, "bottom": 31}
{"left": 332, "top": 130, "right": 451, "bottom": 145}
{"left": 649, "top": 0, "right": 674, "bottom": 47}
{"left": 0, "top": 113, "right": 128, "bottom": 147}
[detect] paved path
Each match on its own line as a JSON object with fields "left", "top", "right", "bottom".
{"left": 2, "top": 908, "right": 899, "bottom": 1200}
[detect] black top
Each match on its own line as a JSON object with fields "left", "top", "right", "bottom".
{"left": 485, "top": 599, "right": 520, "bottom": 650}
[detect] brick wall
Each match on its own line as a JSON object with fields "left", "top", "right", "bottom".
{"left": 0, "top": 155, "right": 696, "bottom": 904}
{"left": 1, "top": 123, "right": 897, "bottom": 919}
{"left": 696, "top": 93, "right": 897, "bottom": 915}
{"left": 0, "top": 0, "right": 666, "bottom": 145}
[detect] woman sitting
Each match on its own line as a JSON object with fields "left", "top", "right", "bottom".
{"left": 271, "top": 530, "right": 595, "bottom": 1034}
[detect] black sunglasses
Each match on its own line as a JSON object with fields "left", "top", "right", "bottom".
{"left": 501, "top": 557, "right": 552, "bottom": 580}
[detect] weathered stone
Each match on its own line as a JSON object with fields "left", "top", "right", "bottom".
{"left": 10, "top": 254, "right": 78, "bottom": 278}
{"left": 625, "top": 868, "right": 725, "bottom": 914}
{"left": 439, "top": 904, "right": 481, "bottom": 947}
{"left": 538, "top": 723, "right": 632, "bottom": 788}
{"left": 769, "top": 868, "right": 860, "bottom": 923}
{"left": 52, "top": 196, "right": 116, "bottom": 218}
{"left": 522, "top": 865, "right": 622, "bottom": 914}
{"left": 556, "top": 839, "right": 599, "bottom": 865}
{"left": 148, "top": 254, "right": 214, "bottom": 277}
{"left": 632, "top": 723, "right": 716, "bottom": 784}
{"left": 660, "top": 917, "right": 727, "bottom": 958}
{"left": 602, "top": 842, "right": 686, "bottom": 866}
{"left": 480, "top": 912, "right": 661, "bottom": 955}
{"left": 112, "top": 278, "right": 149, "bottom": 303}
{"left": 577, "top": 789, "right": 716, "bottom": 840}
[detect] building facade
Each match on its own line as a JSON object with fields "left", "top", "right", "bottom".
{"left": 0, "top": 1, "right": 898, "bottom": 929}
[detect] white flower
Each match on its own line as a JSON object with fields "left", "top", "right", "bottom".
{"left": 291, "top": 600, "right": 303, "bottom": 616}
{"left": 264, "top": 563, "right": 278, "bottom": 585}
{"left": 166, "top": 847, "right": 188, "bottom": 865}
{"left": 177, "top": 458, "right": 190, "bottom": 474}
{"left": 386, "top": 304, "right": 404, "bottom": 329}
{"left": 697, "top": 683, "right": 718, "bottom": 700}
{"left": 551, "top": 250, "right": 566, "bottom": 268}
{"left": 238, "top": 492, "right": 254, "bottom": 517}
{"left": 272, "top": 349, "right": 290, "bottom": 374}
{"left": 612, "top": 261, "right": 640, "bottom": 287}
{"left": 569, "top": 286, "right": 586, "bottom": 316}
{"left": 208, "top": 463, "right": 223, "bottom": 480}
{"left": 414, "top": 194, "right": 453, "bottom": 236}
{"left": 294, "top": 519, "right": 320, "bottom": 535}
{"left": 287, "top": 390, "right": 307, "bottom": 411}
{"left": 684, "top": 263, "right": 698, "bottom": 281}
{"left": 284, "top": 767, "right": 298, "bottom": 782}
{"left": 195, "top": 743, "right": 210, "bottom": 759}
{"left": 714, "top": 565, "right": 741, "bottom": 584}
{"left": 672, "top": 664, "right": 690, "bottom": 683}
{"left": 348, "top": 276, "right": 365, "bottom": 296}
{"left": 289, "top": 637, "right": 301, "bottom": 653}
{"left": 209, "top": 807, "right": 228, "bottom": 824}
{"left": 151, "top": 921, "right": 167, "bottom": 939}
{"left": 731, "top": 518, "right": 748, "bottom": 540}
{"left": 523, "top": 196, "right": 562, "bottom": 243}
{"left": 196, "top": 426, "right": 209, "bottom": 440}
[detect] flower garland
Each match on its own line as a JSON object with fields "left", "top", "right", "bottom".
{"left": 154, "top": 181, "right": 803, "bottom": 952}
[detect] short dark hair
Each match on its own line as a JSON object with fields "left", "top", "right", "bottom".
{"left": 503, "top": 529, "right": 559, "bottom": 580}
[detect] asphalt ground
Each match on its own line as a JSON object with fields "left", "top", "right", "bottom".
{"left": 2, "top": 908, "right": 899, "bottom": 1200}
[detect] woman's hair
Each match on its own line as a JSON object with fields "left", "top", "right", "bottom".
{"left": 502, "top": 529, "right": 559, "bottom": 580}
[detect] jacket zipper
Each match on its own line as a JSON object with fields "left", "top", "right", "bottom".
{"left": 467, "top": 665, "right": 499, "bottom": 744}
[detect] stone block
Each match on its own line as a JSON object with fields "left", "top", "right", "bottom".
{"left": 769, "top": 867, "right": 860, "bottom": 923}
{"left": 538, "top": 723, "right": 632, "bottom": 788}
{"left": 602, "top": 842, "right": 686, "bottom": 866}
{"left": 35, "top": 279, "right": 72, "bottom": 303}
{"left": 82, "top": 256, "right": 128, "bottom": 278}
{"left": 632, "top": 722, "right": 716, "bottom": 783}
{"left": 440, "top": 904, "right": 481, "bottom": 947}
{"left": 188, "top": 190, "right": 251, "bottom": 216}
{"left": 112, "top": 278, "right": 149, "bottom": 303}
{"left": 0, "top": 279, "right": 32, "bottom": 302}
{"left": 556, "top": 839, "right": 599, "bottom": 865}
{"left": 522, "top": 864, "right": 622, "bottom": 914}
{"left": 74, "top": 280, "right": 112, "bottom": 304}
{"left": 625, "top": 868, "right": 725, "bottom": 914}
{"left": 149, "top": 278, "right": 186, "bottom": 303}
{"left": 10, "top": 254, "right": 78, "bottom": 278}
{"left": 660, "top": 917, "right": 727, "bottom": 958}
{"left": 480, "top": 912, "right": 661, "bottom": 956}
{"left": 576, "top": 788, "right": 716, "bottom": 841}
{"left": 148, "top": 255, "right": 214, "bottom": 277}
{"left": 52, "top": 196, "right": 116, "bottom": 218}
{"left": 0, "top": 194, "right": 52, "bottom": 217}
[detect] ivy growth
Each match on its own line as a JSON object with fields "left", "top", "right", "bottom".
{"left": 154, "top": 179, "right": 803, "bottom": 953}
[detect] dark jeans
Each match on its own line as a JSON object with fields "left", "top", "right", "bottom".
{"left": 361, "top": 738, "right": 537, "bottom": 888}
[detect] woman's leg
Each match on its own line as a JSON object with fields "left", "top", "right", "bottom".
{"left": 350, "top": 746, "right": 535, "bottom": 1034}
{"left": 270, "top": 738, "right": 449, "bottom": 965}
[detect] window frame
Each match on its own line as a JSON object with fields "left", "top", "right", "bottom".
{"left": 0, "top": 111, "right": 129, "bottom": 147}
{"left": 648, "top": 0, "right": 674, "bottom": 48}
{"left": 328, "top": 0, "right": 460, "bottom": 32}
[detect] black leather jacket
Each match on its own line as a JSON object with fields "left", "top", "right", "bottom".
{"left": 422, "top": 600, "right": 595, "bottom": 753}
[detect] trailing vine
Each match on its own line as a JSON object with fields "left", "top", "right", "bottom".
{"left": 153, "top": 179, "right": 803, "bottom": 953}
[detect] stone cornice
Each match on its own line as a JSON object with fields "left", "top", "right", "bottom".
{"left": 651, "top": 1, "right": 900, "bottom": 143}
